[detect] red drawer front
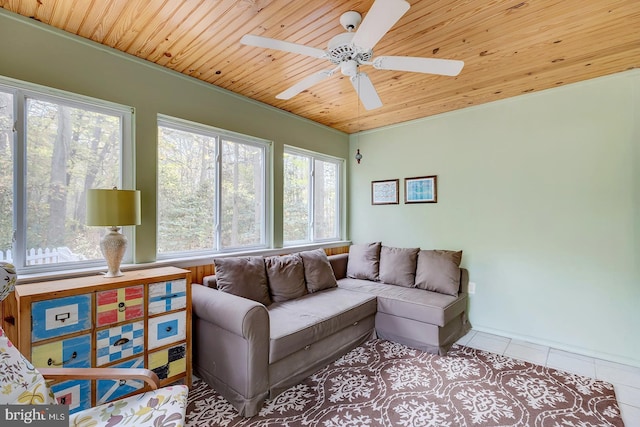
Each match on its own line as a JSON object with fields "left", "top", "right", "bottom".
{"left": 96, "top": 286, "right": 144, "bottom": 327}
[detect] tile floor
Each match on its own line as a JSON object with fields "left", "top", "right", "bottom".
{"left": 458, "top": 330, "right": 640, "bottom": 427}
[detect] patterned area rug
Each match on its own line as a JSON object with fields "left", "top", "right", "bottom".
{"left": 186, "top": 339, "right": 624, "bottom": 426}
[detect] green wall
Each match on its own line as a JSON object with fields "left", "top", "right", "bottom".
{"left": 349, "top": 69, "right": 640, "bottom": 366}
{"left": 0, "top": 9, "right": 349, "bottom": 261}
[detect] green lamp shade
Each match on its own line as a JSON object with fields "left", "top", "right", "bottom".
{"left": 86, "top": 189, "right": 141, "bottom": 227}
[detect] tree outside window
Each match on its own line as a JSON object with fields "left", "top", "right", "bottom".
{"left": 284, "top": 148, "right": 342, "bottom": 245}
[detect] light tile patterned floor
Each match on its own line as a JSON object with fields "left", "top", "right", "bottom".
{"left": 458, "top": 330, "right": 640, "bottom": 427}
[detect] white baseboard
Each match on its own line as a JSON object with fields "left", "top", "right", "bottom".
{"left": 470, "top": 324, "right": 640, "bottom": 369}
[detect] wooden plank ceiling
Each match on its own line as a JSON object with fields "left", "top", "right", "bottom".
{"left": 2, "top": 0, "right": 639, "bottom": 134}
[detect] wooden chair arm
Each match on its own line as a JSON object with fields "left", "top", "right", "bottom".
{"left": 40, "top": 368, "right": 161, "bottom": 390}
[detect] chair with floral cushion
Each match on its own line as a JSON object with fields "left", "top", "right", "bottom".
{"left": 0, "top": 262, "right": 189, "bottom": 427}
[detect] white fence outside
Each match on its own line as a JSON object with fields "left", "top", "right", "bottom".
{"left": 0, "top": 247, "right": 86, "bottom": 265}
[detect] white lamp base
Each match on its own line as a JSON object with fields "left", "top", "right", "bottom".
{"left": 101, "top": 226, "right": 127, "bottom": 278}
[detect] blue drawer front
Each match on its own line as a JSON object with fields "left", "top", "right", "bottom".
{"left": 51, "top": 380, "right": 91, "bottom": 414}
{"left": 96, "top": 321, "right": 144, "bottom": 365}
{"left": 32, "top": 294, "right": 92, "bottom": 342}
{"left": 149, "top": 279, "right": 187, "bottom": 314}
{"left": 96, "top": 357, "right": 145, "bottom": 404}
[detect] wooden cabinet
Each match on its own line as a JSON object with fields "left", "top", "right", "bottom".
{"left": 14, "top": 267, "right": 191, "bottom": 414}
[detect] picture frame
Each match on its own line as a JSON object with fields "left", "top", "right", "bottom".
{"left": 405, "top": 175, "right": 437, "bottom": 204}
{"left": 371, "top": 179, "right": 399, "bottom": 205}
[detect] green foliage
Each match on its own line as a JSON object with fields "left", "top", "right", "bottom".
{"left": 1, "top": 91, "right": 121, "bottom": 263}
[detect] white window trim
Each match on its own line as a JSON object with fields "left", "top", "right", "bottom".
{"left": 0, "top": 75, "right": 135, "bottom": 274}
{"left": 157, "top": 114, "right": 271, "bottom": 258}
{"left": 283, "top": 145, "right": 344, "bottom": 246}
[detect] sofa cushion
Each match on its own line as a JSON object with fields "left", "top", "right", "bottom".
{"left": 337, "top": 278, "right": 467, "bottom": 327}
{"left": 299, "top": 249, "right": 338, "bottom": 293}
{"left": 414, "top": 250, "right": 463, "bottom": 296}
{"left": 346, "top": 242, "right": 381, "bottom": 281}
{"left": 268, "top": 288, "right": 377, "bottom": 363}
{"left": 213, "top": 256, "right": 272, "bottom": 306}
{"left": 265, "top": 254, "right": 307, "bottom": 303}
{"left": 379, "top": 246, "right": 419, "bottom": 287}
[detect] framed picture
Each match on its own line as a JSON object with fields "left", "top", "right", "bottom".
{"left": 405, "top": 175, "right": 437, "bottom": 203}
{"left": 371, "top": 179, "right": 399, "bottom": 205}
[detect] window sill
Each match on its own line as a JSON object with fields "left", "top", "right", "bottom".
{"left": 16, "top": 241, "right": 351, "bottom": 285}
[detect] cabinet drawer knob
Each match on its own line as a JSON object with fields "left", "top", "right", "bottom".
{"left": 159, "top": 294, "right": 178, "bottom": 300}
{"left": 119, "top": 379, "right": 127, "bottom": 387}
{"left": 113, "top": 337, "right": 130, "bottom": 346}
{"left": 165, "top": 326, "right": 173, "bottom": 332}
{"left": 55, "top": 312, "right": 71, "bottom": 323}
{"left": 48, "top": 351, "right": 77, "bottom": 366}
{"left": 118, "top": 302, "right": 126, "bottom": 312}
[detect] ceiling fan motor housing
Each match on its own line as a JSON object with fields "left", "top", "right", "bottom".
{"left": 327, "top": 32, "right": 373, "bottom": 65}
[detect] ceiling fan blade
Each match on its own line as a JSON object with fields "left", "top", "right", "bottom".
{"left": 374, "top": 56, "right": 464, "bottom": 76}
{"left": 276, "top": 70, "right": 335, "bottom": 100}
{"left": 351, "top": 0, "right": 410, "bottom": 51}
{"left": 241, "top": 34, "right": 327, "bottom": 59}
{"left": 351, "top": 72, "right": 383, "bottom": 110}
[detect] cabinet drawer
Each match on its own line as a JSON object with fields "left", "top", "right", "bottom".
{"left": 96, "top": 285, "right": 144, "bottom": 327}
{"left": 148, "top": 311, "right": 186, "bottom": 350}
{"left": 31, "top": 294, "right": 92, "bottom": 342}
{"left": 96, "top": 357, "right": 145, "bottom": 404}
{"left": 50, "top": 379, "right": 91, "bottom": 415}
{"left": 149, "top": 343, "right": 186, "bottom": 381}
{"left": 149, "top": 279, "right": 187, "bottom": 314}
{"left": 32, "top": 333, "right": 91, "bottom": 368}
{"left": 96, "top": 321, "right": 144, "bottom": 366}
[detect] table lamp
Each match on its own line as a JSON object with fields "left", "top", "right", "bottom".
{"left": 86, "top": 188, "right": 141, "bottom": 277}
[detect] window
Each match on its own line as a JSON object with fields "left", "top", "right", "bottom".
{"left": 157, "top": 116, "right": 269, "bottom": 256}
{"left": 0, "top": 77, "right": 133, "bottom": 273}
{"left": 284, "top": 147, "right": 342, "bottom": 245}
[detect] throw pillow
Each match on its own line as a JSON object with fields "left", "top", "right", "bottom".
{"left": 299, "top": 248, "right": 338, "bottom": 293}
{"left": 346, "top": 242, "right": 381, "bottom": 281}
{"left": 414, "top": 250, "right": 463, "bottom": 296}
{"left": 379, "top": 246, "right": 419, "bottom": 287}
{"left": 265, "top": 254, "right": 308, "bottom": 302}
{"left": 213, "top": 256, "right": 272, "bottom": 306}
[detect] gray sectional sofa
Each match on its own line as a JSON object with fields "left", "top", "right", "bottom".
{"left": 191, "top": 243, "right": 471, "bottom": 417}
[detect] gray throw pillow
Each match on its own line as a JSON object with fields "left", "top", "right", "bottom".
{"left": 265, "top": 254, "right": 308, "bottom": 302}
{"left": 414, "top": 250, "right": 463, "bottom": 296}
{"left": 346, "top": 242, "right": 381, "bottom": 281}
{"left": 299, "top": 248, "right": 338, "bottom": 293}
{"left": 213, "top": 256, "right": 272, "bottom": 306}
{"left": 379, "top": 246, "right": 419, "bottom": 287}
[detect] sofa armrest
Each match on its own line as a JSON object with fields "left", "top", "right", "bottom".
{"left": 459, "top": 268, "right": 469, "bottom": 294}
{"left": 327, "top": 253, "right": 349, "bottom": 280}
{"left": 192, "top": 284, "right": 268, "bottom": 338}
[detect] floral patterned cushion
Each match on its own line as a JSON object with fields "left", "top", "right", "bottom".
{"left": 0, "top": 326, "right": 56, "bottom": 405}
{"left": 70, "top": 384, "right": 189, "bottom": 427}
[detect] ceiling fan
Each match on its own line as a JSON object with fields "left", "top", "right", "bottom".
{"left": 240, "top": 0, "right": 464, "bottom": 110}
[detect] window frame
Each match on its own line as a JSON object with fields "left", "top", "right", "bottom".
{"left": 283, "top": 145, "right": 344, "bottom": 246}
{"left": 156, "top": 114, "right": 271, "bottom": 258}
{"left": 0, "top": 75, "right": 134, "bottom": 274}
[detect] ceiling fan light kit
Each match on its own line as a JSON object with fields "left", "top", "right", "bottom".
{"left": 240, "top": 0, "right": 464, "bottom": 111}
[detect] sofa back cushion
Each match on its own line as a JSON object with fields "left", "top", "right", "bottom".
{"left": 299, "top": 249, "right": 338, "bottom": 293}
{"left": 346, "top": 242, "right": 381, "bottom": 281}
{"left": 265, "top": 254, "right": 308, "bottom": 302}
{"left": 414, "top": 250, "right": 463, "bottom": 296}
{"left": 379, "top": 246, "right": 419, "bottom": 287}
{"left": 213, "top": 256, "right": 272, "bottom": 305}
